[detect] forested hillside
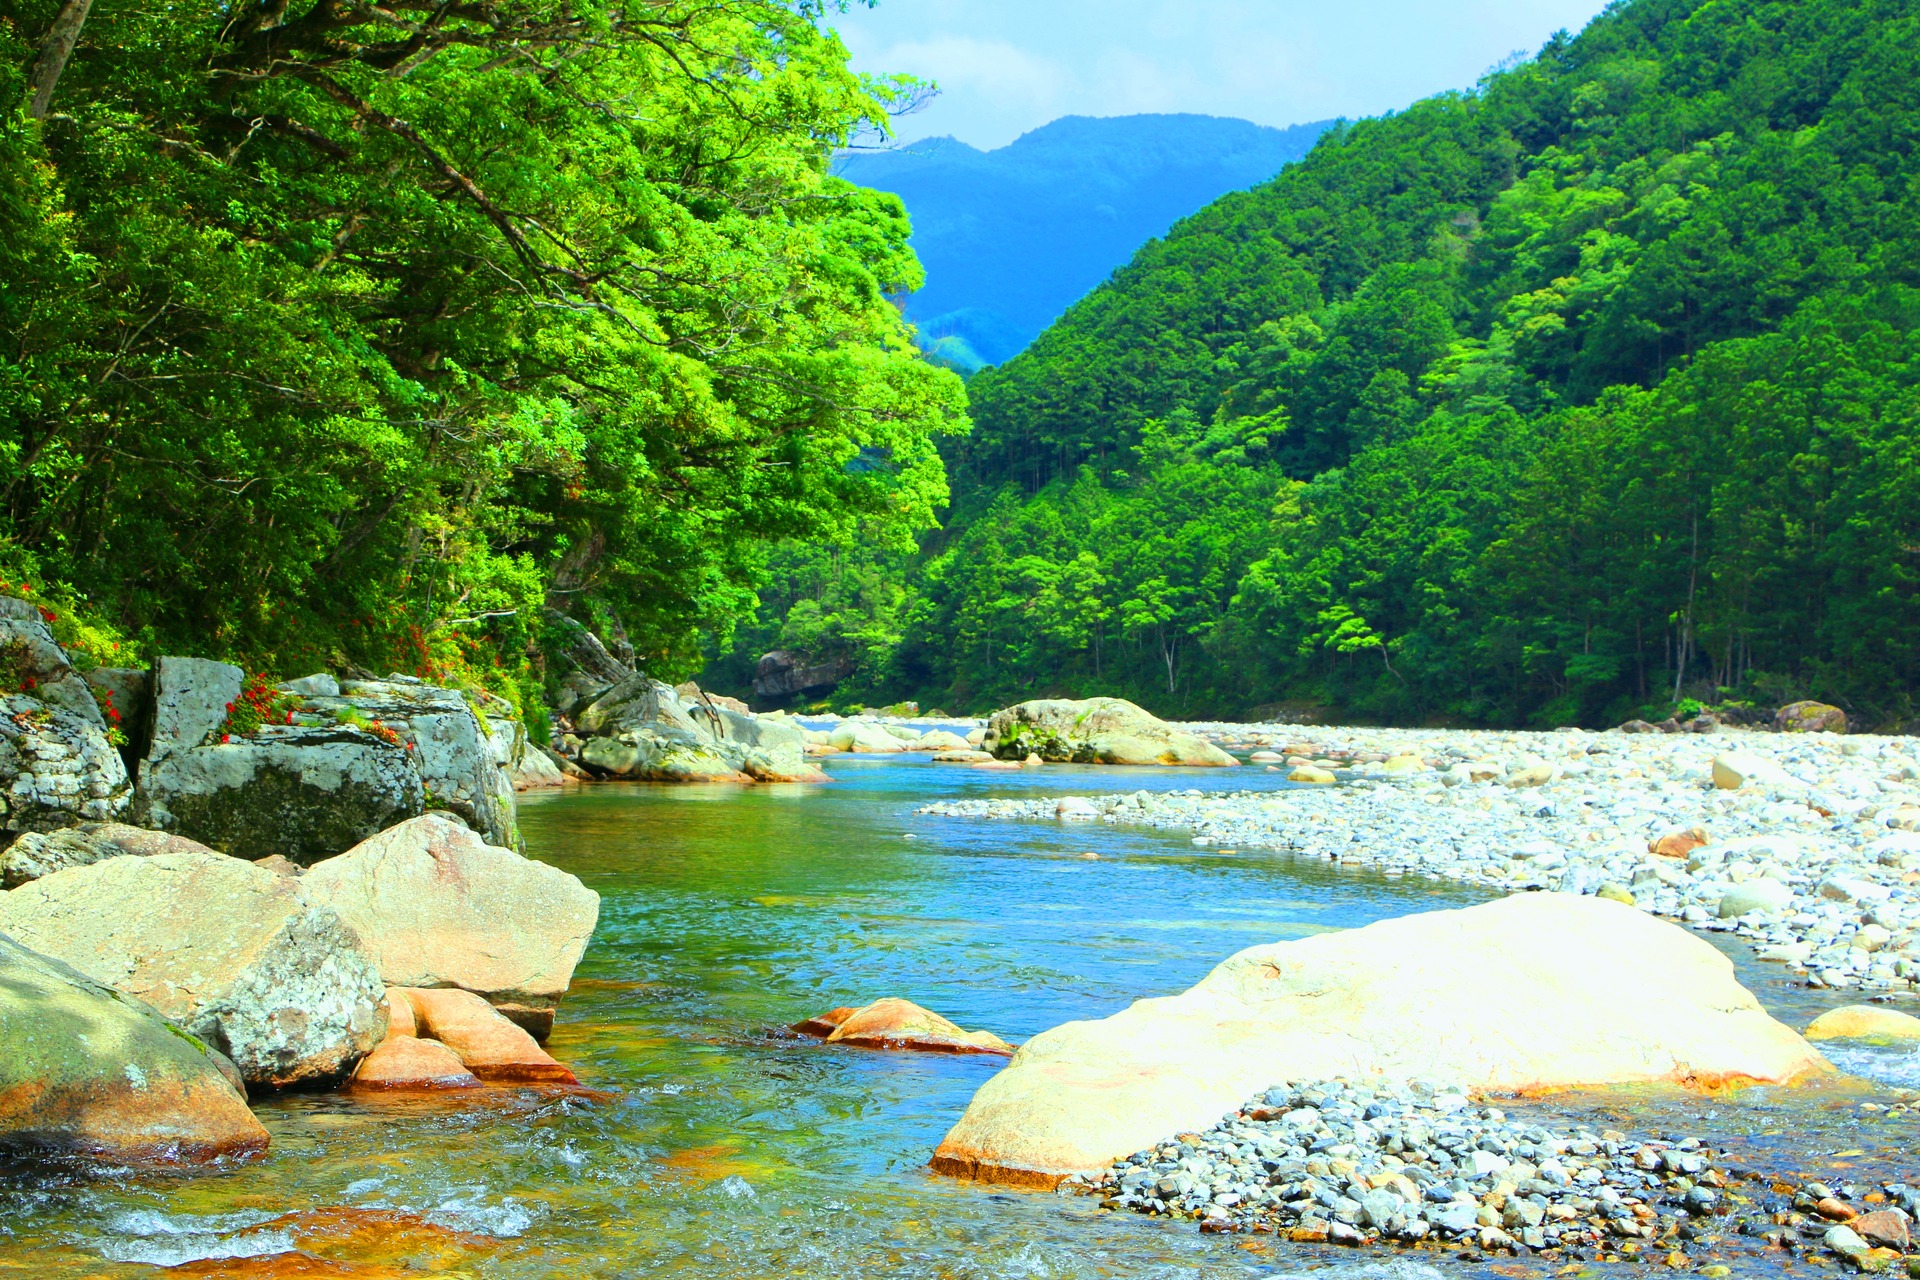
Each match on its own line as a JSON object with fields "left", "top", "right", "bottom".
{"left": 836, "top": 114, "right": 1330, "bottom": 369}
{"left": 1, "top": 0, "right": 963, "bottom": 707}
{"left": 711, "top": 0, "right": 1920, "bottom": 729}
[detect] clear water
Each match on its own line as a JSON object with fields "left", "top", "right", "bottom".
{"left": 2, "top": 757, "right": 1914, "bottom": 1277}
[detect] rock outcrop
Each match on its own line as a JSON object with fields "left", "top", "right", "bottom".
{"left": 752, "top": 649, "right": 853, "bottom": 701}
{"left": 131, "top": 659, "right": 519, "bottom": 862}
{"left": 983, "top": 698, "right": 1238, "bottom": 767}
{"left": 299, "top": 815, "right": 598, "bottom": 1039}
{"left": 1, "top": 820, "right": 217, "bottom": 888}
{"left": 574, "top": 676, "right": 827, "bottom": 783}
{"left": 930, "top": 893, "right": 1829, "bottom": 1187}
{"left": 0, "top": 851, "right": 388, "bottom": 1088}
{"left": 0, "top": 600, "right": 133, "bottom": 835}
{"left": 0, "top": 932, "right": 268, "bottom": 1163}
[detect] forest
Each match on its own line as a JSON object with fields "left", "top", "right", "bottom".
{"left": 0, "top": 0, "right": 964, "bottom": 718}
{"left": 711, "top": 0, "right": 1920, "bottom": 729}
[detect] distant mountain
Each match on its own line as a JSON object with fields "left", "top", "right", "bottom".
{"left": 837, "top": 114, "right": 1333, "bottom": 370}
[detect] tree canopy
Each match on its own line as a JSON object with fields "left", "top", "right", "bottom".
{"left": 1, "top": 0, "right": 965, "bottom": 693}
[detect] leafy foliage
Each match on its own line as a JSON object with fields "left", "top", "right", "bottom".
{"left": 1, "top": 0, "right": 965, "bottom": 696}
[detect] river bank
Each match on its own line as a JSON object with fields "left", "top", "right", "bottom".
{"left": 920, "top": 724, "right": 1920, "bottom": 997}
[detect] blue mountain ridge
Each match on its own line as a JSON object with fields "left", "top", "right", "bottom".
{"left": 836, "top": 112, "right": 1333, "bottom": 370}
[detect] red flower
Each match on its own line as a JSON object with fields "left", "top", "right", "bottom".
{"left": 37, "top": 607, "right": 55, "bottom": 624}
{"left": 221, "top": 733, "right": 231, "bottom": 743}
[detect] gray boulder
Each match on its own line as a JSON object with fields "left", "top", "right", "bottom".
{"left": 0, "top": 851, "right": 387, "bottom": 1088}
{"left": 753, "top": 648, "right": 853, "bottom": 700}
{"left": 0, "top": 597, "right": 104, "bottom": 726}
{"left": 982, "top": 698, "right": 1239, "bottom": 767}
{"left": 700, "top": 705, "right": 827, "bottom": 782}
{"left": 137, "top": 725, "right": 424, "bottom": 864}
{"left": 577, "top": 676, "right": 750, "bottom": 781}
{"left": 1, "top": 820, "right": 216, "bottom": 888}
{"left": 0, "top": 932, "right": 268, "bottom": 1163}
{"left": 1, "top": 694, "right": 133, "bottom": 835}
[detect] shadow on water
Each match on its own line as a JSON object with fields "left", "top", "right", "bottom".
{"left": 2, "top": 757, "right": 1915, "bottom": 1277}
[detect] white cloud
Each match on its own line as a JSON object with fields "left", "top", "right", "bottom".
{"left": 830, "top": 0, "right": 1612, "bottom": 150}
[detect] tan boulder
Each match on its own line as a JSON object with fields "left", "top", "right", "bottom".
{"left": 400, "top": 987, "right": 576, "bottom": 1083}
{"left": 0, "top": 851, "right": 386, "bottom": 1088}
{"left": 930, "top": 893, "right": 1829, "bottom": 1187}
{"left": 1288, "top": 765, "right": 1336, "bottom": 784}
{"left": 982, "top": 698, "right": 1236, "bottom": 767}
{"left": 1804, "top": 1005, "right": 1920, "bottom": 1043}
{"left": 2, "top": 821, "right": 220, "bottom": 888}
{"left": 796, "top": 998, "right": 1012, "bottom": 1055}
{"left": 299, "top": 815, "right": 598, "bottom": 1038}
{"left": 351, "top": 1034, "right": 481, "bottom": 1091}
{"left": 0, "top": 932, "right": 268, "bottom": 1163}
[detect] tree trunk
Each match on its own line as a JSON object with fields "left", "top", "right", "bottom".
{"left": 27, "top": 0, "right": 92, "bottom": 119}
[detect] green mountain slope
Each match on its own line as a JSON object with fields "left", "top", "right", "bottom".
{"left": 709, "top": 0, "right": 1920, "bottom": 728}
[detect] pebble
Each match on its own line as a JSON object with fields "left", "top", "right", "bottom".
{"left": 919, "top": 725, "right": 1920, "bottom": 994}
{"left": 1058, "top": 1077, "right": 1920, "bottom": 1268}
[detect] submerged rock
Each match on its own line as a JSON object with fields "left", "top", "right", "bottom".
{"left": 796, "top": 998, "right": 1013, "bottom": 1056}
{"left": 931, "top": 893, "right": 1829, "bottom": 1187}
{"left": 983, "top": 698, "right": 1237, "bottom": 767}
{"left": 299, "top": 815, "right": 598, "bottom": 1038}
{"left": 0, "top": 851, "right": 387, "bottom": 1088}
{"left": 0, "top": 932, "right": 267, "bottom": 1163}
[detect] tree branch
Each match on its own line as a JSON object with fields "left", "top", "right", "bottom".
{"left": 27, "top": 0, "right": 93, "bottom": 119}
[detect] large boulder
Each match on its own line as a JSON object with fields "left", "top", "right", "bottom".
{"left": 0, "top": 932, "right": 267, "bottom": 1163}
{"left": 577, "top": 676, "right": 750, "bottom": 782}
{"left": 982, "top": 698, "right": 1238, "bottom": 767}
{"left": 302, "top": 676, "right": 517, "bottom": 849}
{"left": 1, "top": 820, "right": 215, "bottom": 888}
{"left": 0, "top": 599, "right": 131, "bottom": 834}
{"left": 299, "top": 815, "right": 599, "bottom": 1039}
{"left": 1776, "top": 701, "right": 1848, "bottom": 733}
{"left": 0, "top": 851, "right": 387, "bottom": 1088}
{"left": 752, "top": 649, "right": 853, "bottom": 700}
{"left": 829, "top": 720, "right": 912, "bottom": 753}
{"left": 930, "top": 893, "right": 1830, "bottom": 1187}
{"left": 133, "top": 659, "right": 519, "bottom": 861}
{"left": 136, "top": 724, "right": 423, "bottom": 864}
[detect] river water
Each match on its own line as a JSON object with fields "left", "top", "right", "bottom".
{"left": 4, "top": 755, "right": 1918, "bottom": 1278}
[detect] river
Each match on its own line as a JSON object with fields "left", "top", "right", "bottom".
{"left": 3, "top": 754, "right": 1916, "bottom": 1277}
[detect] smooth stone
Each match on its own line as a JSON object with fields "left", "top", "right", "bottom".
{"left": 930, "top": 893, "right": 1829, "bottom": 1187}
{"left": 399, "top": 988, "right": 577, "bottom": 1084}
{"left": 818, "top": 997, "right": 1013, "bottom": 1056}
{"left": 299, "top": 815, "right": 599, "bottom": 1038}
{"left": 0, "top": 932, "right": 268, "bottom": 1163}
{"left": 982, "top": 697, "right": 1237, "bottom": 767}
{"left": 350, "top": 1033, "right": 481, "bottom": 1091}
{"left": 1804, "top": 1005, "right": 1920, "bottom": 1043}
{"left": 0, "top": 851, "right": 386, "bottom": 1088}
{"left": 1718, "top": 878, "right": 1794, "bottom": 918}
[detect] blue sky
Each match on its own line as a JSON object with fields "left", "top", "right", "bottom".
{"left": 830, "top": 0, "right": 1615, "bottom": 150}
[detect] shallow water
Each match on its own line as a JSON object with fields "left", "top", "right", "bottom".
{"left": 2, "top": 757, "right": 1915, "bottom": 1277}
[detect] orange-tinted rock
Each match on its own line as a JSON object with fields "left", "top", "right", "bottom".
{"left": 401, "top": 988, "right": 577, "bottom": 1084}
{"left": 1853, "top": 1210, "right": 1912, "bottom": 1250}
{"left": 792, "top": 1007, "right": 857, "bottom": 1038}
{"left": 1650, "top": 827, "right": 1711, "bottom": 859}
{"left": 383, "top": 989, "right": 417, "bottom": 1038}
{"left": 350, "top": 1035, "right": 480, "bottom": 1091}
{"left": 820, "top": 997, "right": 1012, "bottom": 1056}
{"left": 160, "top": 1206, "right": 503, "bottom": 1276}
{"left": 1817, "top": 1197, "right": 1860, "bottom": 1222}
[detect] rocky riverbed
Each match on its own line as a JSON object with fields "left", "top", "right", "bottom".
{"left": 919, "top": 725, "right": 1920, "bottom": 996}
{"left": 1068, "top": 1076, "right": 1920, "bottom": 1270}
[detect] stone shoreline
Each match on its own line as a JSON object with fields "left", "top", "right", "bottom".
{"left": 918, "top": 725, "right": 1920, "bottom": 996}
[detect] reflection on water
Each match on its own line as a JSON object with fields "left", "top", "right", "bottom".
{"left": 2, "top": 757, "right": 1915, "bottom": 1277}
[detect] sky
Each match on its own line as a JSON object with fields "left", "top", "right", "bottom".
{"left": 830, "top": 0, "right": 1615, "bottom": 151}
